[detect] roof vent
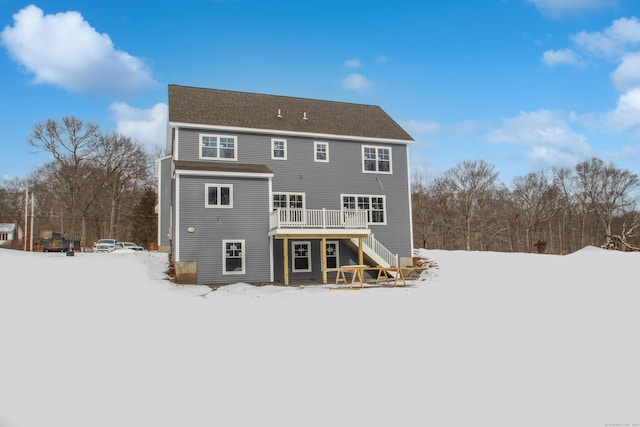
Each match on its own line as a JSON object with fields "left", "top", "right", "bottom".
{"left": 303, "top": 112, "right": 308, "bottom": 120}
{"left": 276, "top": 109, "right": 283, "bottom": 118}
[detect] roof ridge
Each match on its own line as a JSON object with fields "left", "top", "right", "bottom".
{"left": 168, "top": 84, "right": 382, "bottom": 109}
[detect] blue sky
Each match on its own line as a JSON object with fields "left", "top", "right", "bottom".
{"left": 1, "top": 0, "right": 640, "bottom": 185}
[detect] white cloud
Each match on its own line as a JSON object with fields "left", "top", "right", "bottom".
{"left": 605, "top": 88, "right": 640, "bottom": 132}
{"left": 488, "top": 110, "right": 592, "bottom": 166}
{"left": 543, "top": 17, "right": 640, "bottom": 95}
{"left": 375, "top": 55, "right": 388, "bottom": 64}
{"left": 572, "top": 17, "right": 640, "bottom": 59}
{"left": 541, "top": 48, "right": 584, "bottom": 67}
{"left": 610, "top": 52, "right": 640, "bottom": 91}
{"left": 341, "top": 73, "right": 373, "bottom": 94}
{"left": 110, "top": 102, "right": 168, "bottom": 153}
{"left": 399, "top": 120, "right": 442, "bottom": 135}
{"left": 0, "top": 5, "right": 157, "bottom": 96}
{"left": 527, "top": 0, "right": 618, "bottom": 18}
{"left": 344, "top": 59, "right": 361, "bottom": 69}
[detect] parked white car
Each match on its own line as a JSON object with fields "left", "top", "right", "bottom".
{"left": 94, "top": 239, "right": 117, "bottom": 253}
{"left": 116, "top": 242, "right": 144, "bottom": 251}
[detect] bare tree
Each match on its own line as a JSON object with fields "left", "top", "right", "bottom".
{"left": 441, "top": 160, "right": 500, "bottom": 251}
{"left": 95, "top": 132, "right": 153, "bottom": 238}
{"left": 410, "top": 158, "right": 640, "bottom": 254}
{"left": 511, "top": 170, "right": 560, "bottom": 252}
{"left": 574, "top": 158, "right": 640, "bottom": 245}
{"left": 28, "top": 117, "right": 101, "bottom": 237}
{"left": 411, "top": 171, "right": 432, "bottom": 249}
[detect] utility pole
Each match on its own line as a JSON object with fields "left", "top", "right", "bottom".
{"left": 23, "top": 187, "right": 35, "bottom": 251}
{"left": 30, "top": 189, "right": 35, "bottom": 251}
{"left": 23, "top": 187, "right": 28, "bottom": 251}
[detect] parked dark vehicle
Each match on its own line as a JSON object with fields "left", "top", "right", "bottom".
{"left": 40, "top": 230, "right": 81, "bottom": 253}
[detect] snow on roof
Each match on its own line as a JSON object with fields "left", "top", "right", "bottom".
{"left": 0, "top": 223, "right": 16, "bottom": 233}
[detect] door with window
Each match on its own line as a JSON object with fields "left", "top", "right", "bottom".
{"left": 326, "top": 241, "right": 339, "bottom": 269}
{"left": 273, "top": 192, "right": 305, "bottom": 224}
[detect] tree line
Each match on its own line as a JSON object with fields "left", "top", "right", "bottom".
{"left": 412, "top": 158, "right": 640, "bottom": 254}
{"left": 0, "top": 116, "right": 157, "bottom": 249}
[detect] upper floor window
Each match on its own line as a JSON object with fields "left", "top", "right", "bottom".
{"left": 362, "top": 145, "right": 391, "bottom": 174}
{"left": 200, "top": 134, "right": 237, "bottom": 160}
{"left": 205, "top": 184, "right": 233, "bottom": 208}
{"left": 271, "top": 138, "right": 287, "bottom": 160}
{"left": 314, "top": 141, "right": 329, "bottom": 162}
{"left": 342, "top": 194, "right": 386, "bottom": 225}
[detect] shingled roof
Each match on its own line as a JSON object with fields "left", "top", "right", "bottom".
{"left": 168, "top": 85, "right": 413, "bottom": 142}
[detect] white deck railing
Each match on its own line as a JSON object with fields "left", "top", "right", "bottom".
{"left": 360, "top": 234, "right": 399, "bottom": 267}
{"left": 269, "top": 208, "right": 368, "bottom": 230}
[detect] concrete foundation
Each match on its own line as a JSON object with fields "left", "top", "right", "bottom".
{"left": 175, "top": 261, "right": 197, "bottom": 284}
{"left": 400, "top": 256, "right": 413, "bottom": 268}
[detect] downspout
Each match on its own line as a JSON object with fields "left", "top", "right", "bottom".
{"left": 268, "top": 176, "right": 274, "bottom": 283}
{"left": 175, "top": 173, "right": 181, "bottom": 262}
{"left": 406, "top": 144, "right": 415, "bottom": 254}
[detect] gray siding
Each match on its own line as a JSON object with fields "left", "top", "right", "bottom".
{"left": 176, "top": 174, "right": 271, "bottom": 285}
{"left": 177, "top": 128, "right": 412, "bottom": 258}
{"left": 272, "top": 240, "right": 364, "bottom": 282}
{"left": 157, "top": 157, "right": 173, "bottom": 248}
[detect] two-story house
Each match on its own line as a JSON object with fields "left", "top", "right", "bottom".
{"left": 157, "top": 84, "right": 414, "bottom": 285}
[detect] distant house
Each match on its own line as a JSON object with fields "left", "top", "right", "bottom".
{"left": 0, "top": 223, "right": 23, "bottom": 246}
{"left": 157, "top": 85, "right": 415, "bottom": 285}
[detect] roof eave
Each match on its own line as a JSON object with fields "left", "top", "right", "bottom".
{"left": 169, "top": 121, "right": 414, "bottom": 145}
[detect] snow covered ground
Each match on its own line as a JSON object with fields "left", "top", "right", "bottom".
{"left": 0, "top": 247, "right": 638, "bottom": 427}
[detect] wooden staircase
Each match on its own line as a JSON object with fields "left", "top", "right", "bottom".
{"left": 344, "top": 234, "right": 398, "bottom": 268}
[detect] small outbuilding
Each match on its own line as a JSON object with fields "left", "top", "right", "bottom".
{"left": 0, "top": 223, "right": 23, "bottom": 246}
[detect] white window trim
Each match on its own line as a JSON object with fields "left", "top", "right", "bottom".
{"left": 361, "top": 145, "right": 392, "bottom": 174}
{"left": 326, "top": 240, "right": 339, "bottom": 269}
{"left": 271, "top": 138, "right": 287, "bottom": 160}
{"left": 272, "top": 192, "right": 306, "bottom": 210}
{"left": 273, "top": 192, "right": 306, "bottom": 224}
{"left": 223, "top": 239, "right": 245, "bottom": 275}
{"left": 314, "top": 141, "right": 329, "bottom": 163}
{"left": 205, "top": 183, "right": 233, "bottom": 208}
{"left": 291, "top": 241, "right": 312, "bottom": 273}
{"left": 340, "top": 194, "right": 387, "bottom": 225}
{"left": 199, "top": 133, "right": 238, "bottom": 161}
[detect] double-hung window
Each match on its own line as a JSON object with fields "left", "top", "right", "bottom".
{"left": 292, "top": 241, "right": 311, "bottom": 272}
{"left": 205, "top": 184, "right": 233, "bottom": 208}
{"left": 223, "top": 240, "right": 245, "bottom": 274}
{"left": 362, "top": 145, "right": 391, "bottom": 173}
{"left": 200, "top": 134, "right": 237, "bottom": 160}
{"left": 271, "top": 138, "right": 287, "bottom": 160}
{"left": 341, "top": 194, "right": 386, "bottom": 225}
{"left": 314, "top": 141, "right": 329, "bottom": 162}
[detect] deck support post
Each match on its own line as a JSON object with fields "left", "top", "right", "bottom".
{"left": 358, "top": 237, "right": 364, "bottom": 265}
{"left": 321, "top": 237, "right": 327, "bottom": 284}
{"left": 283, "top": 237, "right": 289, "bottom": 285}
